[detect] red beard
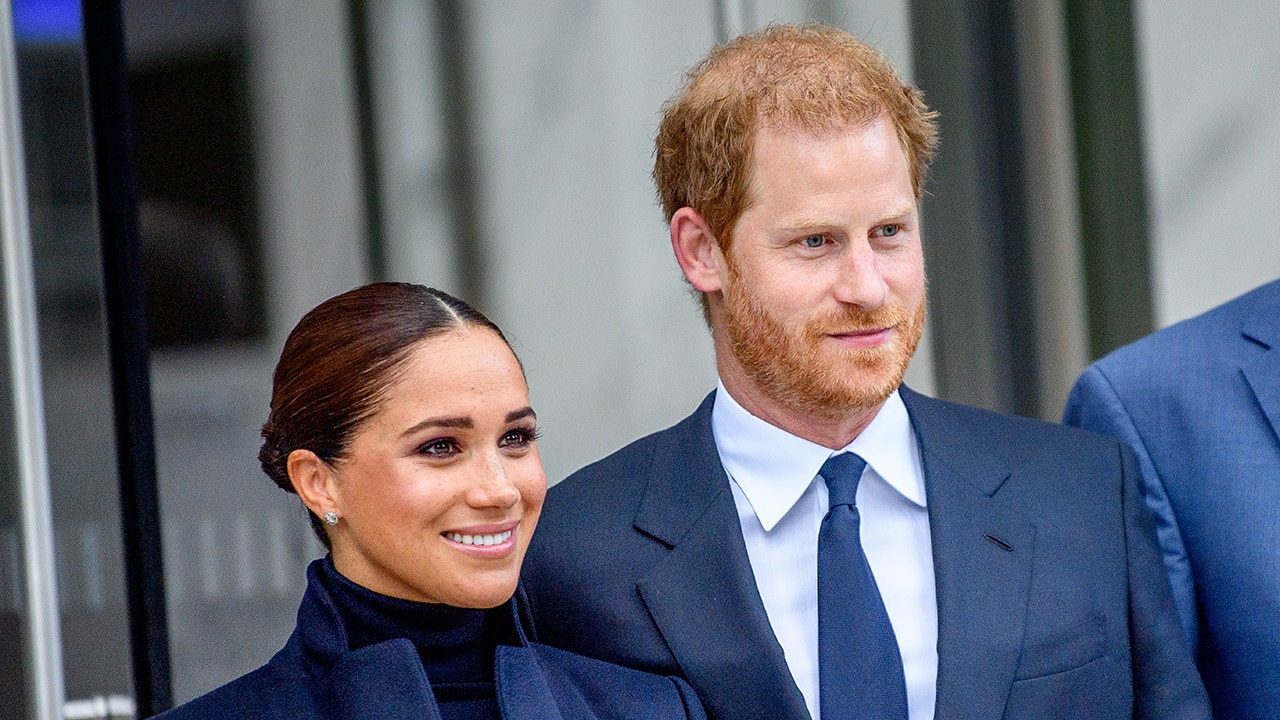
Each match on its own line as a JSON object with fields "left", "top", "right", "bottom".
{"left": 721, "top": 270, "right": 926, "bottom": 420}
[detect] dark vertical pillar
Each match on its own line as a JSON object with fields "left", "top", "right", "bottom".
{"left": 80, "top": 0, "right": 171, "bottom": 715}
{"left": 909, "top": 0, "right": 1040, "bottom": 416}
{"left": 1064, "top": 0, "right": 1154, "bottom": 358}
{"left": 432, "top": 0, "right": 488, "bottom": 306}
{"left": 346, "top": 0, "right": 387, "bottom": 281}
{"left": 982, "top": 0, "right": 1041, "bottom": 417}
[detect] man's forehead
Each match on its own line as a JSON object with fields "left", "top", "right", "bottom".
{"left": 753, "top": 114, "right": 890, "bottom": 147}
{"left": 745, "top": 117, "right": 910, "bottom": 180}
{"left": 737, "top": 119, "right": 915, "bottom": 218}
{"left": 755, "top": 106, "right": 885, "bottom": 137}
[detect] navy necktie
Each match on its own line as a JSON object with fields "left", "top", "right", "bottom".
{"left": 817, "top": 452, "right": 908, "bottom": 720}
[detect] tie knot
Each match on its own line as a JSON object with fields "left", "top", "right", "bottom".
{"left": 820, "top": 452, "right": 867, "bottom": 507}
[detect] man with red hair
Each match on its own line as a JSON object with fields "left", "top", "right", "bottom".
{"left": 524, "top": 25, "right": 1208, "bottom": 720}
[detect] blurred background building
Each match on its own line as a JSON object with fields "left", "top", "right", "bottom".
{"left": 0, "top": 0, "right": 1277, "bottom": 717}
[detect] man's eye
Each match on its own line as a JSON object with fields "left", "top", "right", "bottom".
{"left": 802, "top": 235, "right": 826, "bottom": 248}
{"left": 877, "top": 224, "right": 901, "bottom": 238}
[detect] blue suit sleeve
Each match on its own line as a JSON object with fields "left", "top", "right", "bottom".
{"left": 671, "top": 676, "right": 709, "bottom": 720}
{"left": 1063, "top": 364, "right": 1198, "bottom": 655}
{"left": 1115, "top": 438, "right": 1210, "bottom": 718}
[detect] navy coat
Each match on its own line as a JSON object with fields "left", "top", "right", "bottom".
{"left": 1065, "top": 278, "right": 1280, "bottom": 720}
{"left": 523, "top": 387, "right": 1211, "bottom": 720}
{"left": 154, "top": 561, "right": 706, "bottom": 720}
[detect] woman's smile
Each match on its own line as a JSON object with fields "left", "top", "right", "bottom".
{"left": 442, "top": 519, "right": 521, "bottom": 555}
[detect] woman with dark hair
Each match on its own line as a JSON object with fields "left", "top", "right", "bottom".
{"left": 155, "top": 282, "right": 705, "bottom": 720}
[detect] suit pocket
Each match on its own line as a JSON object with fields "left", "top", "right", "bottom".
{"left": 1013, "top": 612, "right": 1106, "bottom": 680}
{"left": 1005, "top": 654, "right": 1124, "bottom": 719}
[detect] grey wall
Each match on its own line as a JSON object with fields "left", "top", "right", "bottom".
{"left": 1136, "top": 0, "right": 1280, "bottom": 325}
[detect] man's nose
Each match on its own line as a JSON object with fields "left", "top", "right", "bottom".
{"left": 831, "top": 239, "right": 888, "bottom": 309}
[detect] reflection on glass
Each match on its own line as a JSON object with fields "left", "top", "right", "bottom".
{"left": 0, "top": 273, "right": 30, "bottom": 720}
{"left": 11, "top": 0, "right": 135, "bottom": 711}
{"left": 122, "top": 0, "right": 321, "bottom": 702}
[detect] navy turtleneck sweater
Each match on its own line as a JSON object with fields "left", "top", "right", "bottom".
{"left": 319, "top": 557, "right": 512, "bottom": 720}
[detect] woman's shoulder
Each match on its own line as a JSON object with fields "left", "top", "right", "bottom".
{"left": 150, "top": 650, "right": 316, "bottom": 720}
{"left": 508, "top": 643, "right": 707, "bottom": 720}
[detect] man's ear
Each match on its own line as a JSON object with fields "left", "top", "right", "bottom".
{"left": 287, "top": 449, "right": 339, "bottom": 519}
{"left": 670, "top": 207, "right": 727, "bottom": 293}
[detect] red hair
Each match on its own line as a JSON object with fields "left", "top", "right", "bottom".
{"left": 654, "top": 24, "right": 938, "bottom": 249}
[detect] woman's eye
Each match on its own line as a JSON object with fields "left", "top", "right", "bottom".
{"left": 499, "top": 427, "right": 539, "bottom": 449}
{"left": 801, "top": 235, "right": 826, "bottom": 248}
{"left": 419, "top": 438, "right": 459, "bottom": 457}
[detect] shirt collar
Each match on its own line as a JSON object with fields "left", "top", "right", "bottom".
{"left": 712, "top": 381, "right": 926, "bottom": 531}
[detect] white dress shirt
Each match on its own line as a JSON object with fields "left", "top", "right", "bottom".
{"left": 712, "top": 382, "right": 937, "bottom": 720}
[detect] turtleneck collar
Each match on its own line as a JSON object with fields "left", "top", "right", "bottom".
{"left": 318, "top": 555, "right": 517, "bottom": 686}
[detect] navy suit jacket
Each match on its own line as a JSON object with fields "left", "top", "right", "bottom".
{"left": 154, "top": 560, "right": 705, "bottom": 720}
{"left": 523, "top": 387, "right": 1209, "bottom": 720}
{"left": 1064, "top": 278, "right": 1280, "bottom": 720}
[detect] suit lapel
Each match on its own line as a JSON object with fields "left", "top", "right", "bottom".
{"left": 633, "top": 394, "right": 811, "bottom": 720}
{"left": 1241, "top": 282, "right": 1280, "bottom": 447}
{"left": 901, "top": 389, "right": 1036, "bottom": 720}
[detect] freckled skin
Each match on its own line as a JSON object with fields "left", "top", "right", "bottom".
{"left": 321, "top": 328, "right": 546, "bottom": 608}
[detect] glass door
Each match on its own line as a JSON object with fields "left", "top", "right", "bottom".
{"left": 2, "top": 1, "right": 136, "bottom": 717}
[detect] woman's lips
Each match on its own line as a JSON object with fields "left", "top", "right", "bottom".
{"left": 443, "top": 529, "right": 512, "bottom": 546}
{"left": 441, "top": 520, "right": 520, "bottom": 555}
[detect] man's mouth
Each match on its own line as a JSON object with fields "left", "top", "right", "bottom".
{"left": 826, "top": 326, "right": 894, "bottom": 344}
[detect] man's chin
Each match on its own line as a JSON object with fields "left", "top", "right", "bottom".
{"left": 779, "top": 360, "right": 905, "bottom": 421}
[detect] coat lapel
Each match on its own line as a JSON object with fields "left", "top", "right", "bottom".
{"left": 293, "top": 560, "right": 444, "bottom": 720}
{"left": 494, "top": 646, "right": 565, "bottom": 720}
{"left": 324, "top": 640, "right": 443, "bottom": 720}
{"left": 901, "top": 389, "right": 1036, "bottom": 720}
{"left": 633, "top": 394, "right": 811, "bottom": 720}
{"left": 1241, "top": 282, "right": 1280, "bottom": 447}
{"left": 302, "top": 561, "right": 554, "bottom": 720}
{"left": 323, "top": 632, "right": 568, "bottom": 720}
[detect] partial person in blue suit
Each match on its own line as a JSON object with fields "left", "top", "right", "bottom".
{"left": 155, "top": 283, "right": 704, "bottom": 720}
{"left": 1064, "top": 277, "right": 1280, "bottom": 720}
{"left": 522, "top": 24, "right": 1209, "bottom": 720}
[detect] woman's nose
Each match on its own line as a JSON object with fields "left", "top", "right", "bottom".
{"left": 468, "top": 453, "right": 521, "bottom": 508}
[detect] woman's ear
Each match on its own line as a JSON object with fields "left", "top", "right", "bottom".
{"left": 287, "top": 449, "right": 339, "bottom": 519}
{"left": 670, "top": 207, "right": 728, "bottom": 293}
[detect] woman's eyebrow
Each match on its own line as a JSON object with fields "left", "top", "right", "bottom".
{"left": 400, "top": 408, "right": 535, "bottom": 436}
{"left": 506, "top": 407, "right": 536, "bottom": 423}
{"left": 401, "top": 416, "right": 473, "bottom": 437}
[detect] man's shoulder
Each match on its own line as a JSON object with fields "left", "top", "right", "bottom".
{"left": 1092, "top": 277, "right": 1280, "bottom": 377}
{"left": 550, "top": 392, "right": 715, "bottom": 505}
{"left": 903, "top": 386, "right": 1113, "bottom": 455}
{"left": 904, "top": 387, "right": 1133, "bottom": 507}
